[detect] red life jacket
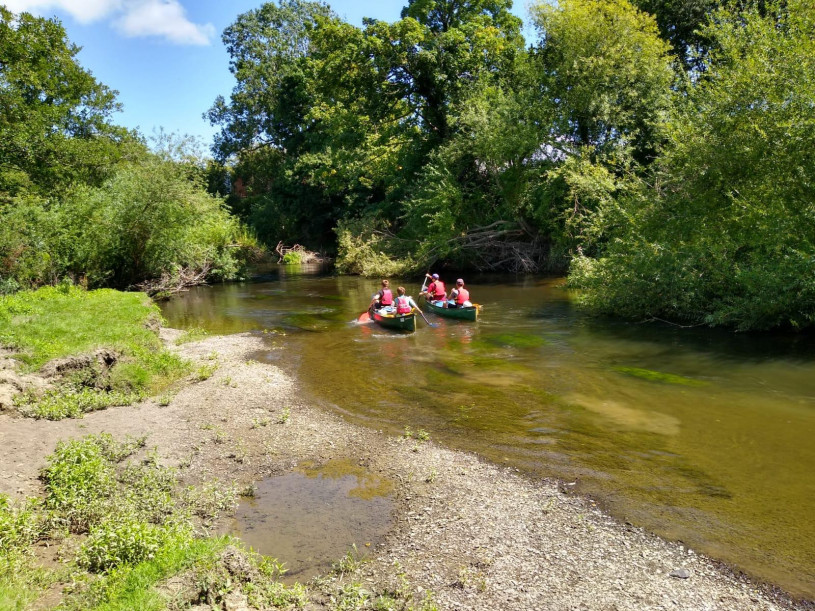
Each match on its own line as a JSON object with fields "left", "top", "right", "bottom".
{"left": 396, "top": 295, "right": 412, "bottom": 314}
{"left": 380, "top": 288, "right": 393, "bottom": 305}
{"left": 455, "top": 288, "right": 470, "bottom": 305}
{"left": 432, "top": 281, "right": 446, "bottom": 299}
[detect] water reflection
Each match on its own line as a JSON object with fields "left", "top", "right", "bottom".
{"left": 162, "top": 271, "right": 815, "bottom": 599}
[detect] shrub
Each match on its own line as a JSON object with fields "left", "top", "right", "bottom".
{"left": 281, "top": 251, "right": 301, "bottom": 264}
{"left": 78, "top": 515, "right": 191, "bottom": 573}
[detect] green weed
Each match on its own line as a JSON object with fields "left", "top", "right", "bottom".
{"left": 277, "top": 406, "right": 291, "bottom": 424}
{"left": 195, "top": 363, "right": 217, "bottom": 381}
{"left": 174, "top": 327, "right": 209, "bottom": 345}
{"left": 16, "top": 388, "right": 141, "bottom": 420}
{"left": 613, "top": 366, "right": 707, "bottom": 387}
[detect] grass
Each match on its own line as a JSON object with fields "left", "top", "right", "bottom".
{"left": 0, "top": 285, "right": 190, "bottom": 419}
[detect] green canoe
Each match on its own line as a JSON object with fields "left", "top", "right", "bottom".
{"left": 369, "top": 306, "right": 417, "bottom": 332}
{"left": 420, "top": 296, "right": 480, "bottom": 321}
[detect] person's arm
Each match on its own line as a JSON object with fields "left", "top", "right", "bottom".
{"left": 408, "top": 297, "right": 421, "bottom": 312}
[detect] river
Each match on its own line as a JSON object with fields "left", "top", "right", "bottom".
{"left": 160, "top": 265, "right": 815, "bottom": 600}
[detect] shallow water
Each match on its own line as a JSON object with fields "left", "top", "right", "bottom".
{"left": 225, "top": 458, "right": 394, "bottom": 582}
{"left": 162, "top": 266, "right": 815, "bottom": 599}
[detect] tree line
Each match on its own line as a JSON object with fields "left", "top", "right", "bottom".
{"left": 208, "top": 0, "right": 814, "bottom": 330}
{"left": 2, "top": 0, "right": 812, "bottom": 330}
{"left": 0, "top": 7, "right": 256, "bottom": 295}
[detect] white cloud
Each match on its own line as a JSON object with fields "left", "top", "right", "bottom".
{"left": 4, "top": 0, "right": 214, "bottom": 46}
{"left": 114, "top": 0, "right": 215, "bottom": 46}
{"left": 3, "top": 0, "right": 121, "bottom": 22}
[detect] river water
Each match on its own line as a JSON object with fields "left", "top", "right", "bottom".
{"left": 160, "top": 266, "right": 815, "bottom": 599}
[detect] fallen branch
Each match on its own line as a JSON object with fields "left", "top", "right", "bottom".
{"left": 136, "top": 263, "right": 212, "bottom": 299}
{"left": 275, "top": 242, "right": 329, "bottom": 264}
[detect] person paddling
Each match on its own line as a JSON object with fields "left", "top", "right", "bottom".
{"left": 371, "top": 279, "right": 394, "bottom": 311}
{"left": 421, "top": 273, "right": 447, "bottom": 307}
{"left": 395, "top": 286, "right": 421, "bottom": 315}
{"left": 448, "top": 278, "right": 472, "bottom": 308}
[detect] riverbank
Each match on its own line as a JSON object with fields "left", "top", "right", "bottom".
{"left": 1, "top": 328, "right": 810, "bottom": 610}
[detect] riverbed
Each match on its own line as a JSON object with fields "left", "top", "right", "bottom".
{"left": 160, "top": 266, "right": 815, "bottom": 599}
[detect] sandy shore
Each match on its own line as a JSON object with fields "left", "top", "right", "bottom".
{"left": 0, "top": 330, "right": 809, "bottom": 610}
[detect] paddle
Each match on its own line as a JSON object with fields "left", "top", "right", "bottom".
{"left": 419, "top": 274, "right": 428, "bottom": 297}
{"left": 357, "top": 310, "right": 372, "bottom": 323}
{"left": 416, "top": 307, "right": 438, "bottom": 328}
{"left": 416, "top": 274, "right": 438, "bottom": 327}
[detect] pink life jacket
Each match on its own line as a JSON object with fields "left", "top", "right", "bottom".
{"left": 455, "top": 288, "right": 470, "bottom": 305}
{"left": 432, "top": 281, "right": 446, "bottom": 299}
{"left": 380, "top": 288, "right": 393, "bottom": 305}
{"left": 396, "top": 295, "right": 412, "bottom": 314}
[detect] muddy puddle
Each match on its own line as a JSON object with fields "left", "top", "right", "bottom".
{"left": 226, "top": 458, "right": 394, "bottom": 583}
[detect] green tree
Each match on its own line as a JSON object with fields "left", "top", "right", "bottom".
{"left": 571, "top": 0, "right": 815, "bottom": 330}
{"left": 530, "top": 0, "right": 675, "bottom": 162}
{"left": 0, "top": 8, "right": 126, "bottom": 196}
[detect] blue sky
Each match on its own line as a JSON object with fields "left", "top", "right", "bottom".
{"left": 4, "top": 0, "right": 531, "bottom": 149}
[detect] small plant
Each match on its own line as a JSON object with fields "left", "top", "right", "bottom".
{"left": 402, "top": 426, "right": 430, "bottom": 442}
{"left": 195, "top": 363, "right": 218, "bottom": 381}
{"left": 232, "top": 440, "right": 249, "bottom": 464}
{"left": 174, "top": 327, "right": 209, "bottom": 345}
{"left": 277, "top": 407, "right": 291, "bottom": 424}
{"left": 251, "top": 417, "right": 270, "bottom": 429}
{"left": 157, "top": 394, "right": 172, "bottom": 407}
{"left": 332, "top": 581, "right": 370, "bottom": 611}
{"left": 182, "top": 480, "right": 239, "bottom": 520}
{"left": 425, "top": 469, "right": 437, "bottom": 483}
{"left": 332, "top": 544, "right": 365, "bottom": 576}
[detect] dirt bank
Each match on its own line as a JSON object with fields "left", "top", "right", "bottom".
{"left": 0, "top": 331, "right": 808, "bottom": 610}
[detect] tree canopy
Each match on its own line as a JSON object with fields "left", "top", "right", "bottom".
{"left": 0, "top": 8, "right": 253, "bottom": 292}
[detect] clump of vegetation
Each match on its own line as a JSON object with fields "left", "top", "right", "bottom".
{"left": 174, "top": 327, "right": 209, "bottom": 345}
{"left": 613, "top": 367, "right": 706, "bottom": 387}
{"left": 195, "top": 362, "right": 218, "bottom": 382}
{"left": 0, "top": 433, "right": 254, "bottom": 609}
{"left": 15, "top": 388, "right": 141, "bottom": 420}
{"left": 281, "top": 251, "right": 302, "bottom": 265}
{"left": 0, "top": 285, "right": 190, "bottom": 419}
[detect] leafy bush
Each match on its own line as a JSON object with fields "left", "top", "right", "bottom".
{"left": 569, "top": 0, "right": 815, "bottom": 330}
{"left": 281, "top": 251, "right": 302, "bottom": 264}
{"left": 78, "top": 515, "right": 191, "bottom": 573}
{"left": 0, "top": 495, "right": 46, "bottom": 553}
{"left": 41, "top": 436, "right": 119, "bottom": 533}
{"left": 334, "top": 217, "right": 414, "bottom": 277}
